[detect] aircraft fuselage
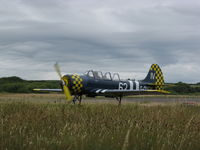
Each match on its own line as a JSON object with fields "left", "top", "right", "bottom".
{"left": 65, "top": 74, "right": 147, "bottom": 97}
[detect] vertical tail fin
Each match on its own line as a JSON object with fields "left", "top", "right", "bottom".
{"left": 143, "top": 64, "right": 164, "bottom": 90}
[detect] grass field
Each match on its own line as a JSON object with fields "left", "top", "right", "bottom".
{"left": 1, "top": 94, "right": 200, "bottom": 150}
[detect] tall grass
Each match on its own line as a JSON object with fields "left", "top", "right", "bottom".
{"left": 1, "top": 103, "right": 200, "bottom": 150}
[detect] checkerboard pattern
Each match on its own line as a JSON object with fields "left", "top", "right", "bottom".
{"left": 150, "top": 64, "right": 164, "bottom": 90}
{"left": 71, "top": 74, "right": 83, "bottom": 93}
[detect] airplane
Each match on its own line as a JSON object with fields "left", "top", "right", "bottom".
{"left": 34, "top": 63, "right": 169, "bottom": 104}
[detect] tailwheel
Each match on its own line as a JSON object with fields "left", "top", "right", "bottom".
{"left": 116, "top": 96, "right": 122, "bottom": 105}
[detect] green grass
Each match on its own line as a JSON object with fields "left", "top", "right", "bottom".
{"left": 1, "top": 103, "right": 200, "bottom": 150}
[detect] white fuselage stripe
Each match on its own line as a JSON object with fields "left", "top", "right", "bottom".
{"left": 101, "top": 89, "right": 107, "bottom": 93}
{"left": 128, "top": 80, "right": 133, "bottom": 90}
{"left": 96, "top": 89, "right": 102, "bottom": 93}
{"left": 135, "top": 81, "right": 139, "bottom": 90}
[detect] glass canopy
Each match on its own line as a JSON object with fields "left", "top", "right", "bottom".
{"left": 85, "top": 70, "right": 120, "bottom": 81}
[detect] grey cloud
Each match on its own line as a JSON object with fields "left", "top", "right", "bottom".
{"left": 0, "top": 0, "right": 200, "bottom": 82}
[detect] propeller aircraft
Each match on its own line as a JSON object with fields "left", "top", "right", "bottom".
{"left": 34, "top": 63, "right": 169, "bottom": 104}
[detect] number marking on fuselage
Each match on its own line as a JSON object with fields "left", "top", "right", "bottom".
{"left": 119, "top": 82, "right": 128, "bottom": 90}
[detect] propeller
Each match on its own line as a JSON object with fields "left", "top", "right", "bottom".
{"left": 54, "top": 63, "right": 73, "bottom": 101}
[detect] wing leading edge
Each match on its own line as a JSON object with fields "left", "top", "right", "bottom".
{"left": 33, "top": 89, "right": 63, "bottom": 92}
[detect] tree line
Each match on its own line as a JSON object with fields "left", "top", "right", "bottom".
{"left": 0, "top": 76, "right": 60, "bottom": 93}
{"left": 0, "top": 76, "right": 200, "bottom": 94}
{"left": 164, "top": 82, "right": 200, "bottom": 94}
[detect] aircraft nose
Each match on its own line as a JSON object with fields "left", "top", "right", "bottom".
{"left": 70, "top": 74, "right": 84, "bottom": 93}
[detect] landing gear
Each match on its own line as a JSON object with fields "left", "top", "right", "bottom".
{"left": 116, "top": 96, "right": 122, "bottom": 105}
{"left": 73, "top": 95, "right": 82, "bottom": 105}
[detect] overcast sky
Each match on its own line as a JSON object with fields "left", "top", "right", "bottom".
{"left": 0, "top": 0, "right": 200, "bottom": 83}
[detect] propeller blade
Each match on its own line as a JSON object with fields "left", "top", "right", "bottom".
{"left": 54, "top": 63, "right": 73, "bottom": 101}
{"left": 54, "top": 62, "right": 62, "bottom": 79}
{"left": 63, "top": 79, "right": 72, "bottom": 101}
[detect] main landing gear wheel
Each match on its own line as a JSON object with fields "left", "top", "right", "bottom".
{"left": 73, "top": 95, "right": 82, "bottom": 105}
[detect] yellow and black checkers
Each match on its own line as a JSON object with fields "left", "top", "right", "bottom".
{"left": 150, "top": 64, "right": 164, "bottom": 90}
{"left": 71, "top": 74, "right": 83, "bottom": 93}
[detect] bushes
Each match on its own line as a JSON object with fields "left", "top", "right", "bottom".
{"left": 0, "top": 76, "right": 60, "bottom": 93}
{"left": 164, "top": 82, "right": 200, "bottom": 94}
{"left": 1, "top": 83, "right": 29, "bottom": 93}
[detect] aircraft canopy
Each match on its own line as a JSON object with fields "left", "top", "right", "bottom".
{"left": 84, "top": 70, "right": 121, "bottom": 81}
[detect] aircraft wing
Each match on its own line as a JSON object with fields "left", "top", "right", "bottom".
{"left": 94, "top": 89, "right": 170, "bottom": 96}
{"left": 33, "top": 89, "right": 63, "bottom": 92}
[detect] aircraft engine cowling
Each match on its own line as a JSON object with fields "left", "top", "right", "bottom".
{"left": 66, "top": 74, "right": 84, "bottom": 95}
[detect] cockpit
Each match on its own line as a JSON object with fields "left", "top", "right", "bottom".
{"left": 84, "top": 70, "right": 121, "bottom": 81}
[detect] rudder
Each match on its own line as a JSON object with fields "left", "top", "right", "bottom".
{"left": 143, "top": 64, "right": 164, "bottom": 90}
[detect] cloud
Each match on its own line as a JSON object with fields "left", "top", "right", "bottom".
{"left": 0, "top": 0, "right": 199, "bottom": 82}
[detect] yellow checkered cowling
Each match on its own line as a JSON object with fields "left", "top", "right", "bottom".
{"left": 71, "top": 74, "right": 83, "bottom": 93}
{"left": 150, "top": 64, "right": 164, "bottom": 90}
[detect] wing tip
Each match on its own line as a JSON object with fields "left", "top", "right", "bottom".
{"left": 33, "top": 89, "right": 40, "bottom": 91}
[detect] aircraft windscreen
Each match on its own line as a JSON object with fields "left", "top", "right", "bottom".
{"left": 93, "top": 71, "right": 103, "bottom": 79}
